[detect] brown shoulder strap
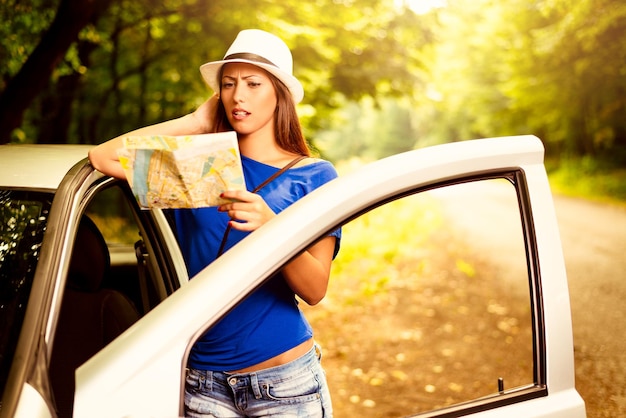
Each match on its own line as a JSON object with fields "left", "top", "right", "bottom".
{"left": 217, "top": 155, "right": 308, "bottom": 257}
{"left": 251, "top": 155, "right": 308, "bottom": 193}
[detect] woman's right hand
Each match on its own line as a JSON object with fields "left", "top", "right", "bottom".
{"left": 191, "top": 94, "right": 220, "bottom": 133}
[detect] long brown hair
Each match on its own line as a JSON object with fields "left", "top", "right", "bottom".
{"left": 212, "top": 66, "right": 311, "bottom": 157}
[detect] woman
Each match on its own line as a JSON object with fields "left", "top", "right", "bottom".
{"left": 88, "top": 29, "right": 339, "bottom": 417}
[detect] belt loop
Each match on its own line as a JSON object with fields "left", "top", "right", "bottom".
{"left": 250, "top": 373, "right": 262, "bottom": 399}
{"left": 205, "top": 370, "right": 213, "bottom": 392}
{"left": 315, "top": 343, "right": 322, "bottom": 361}
{"left": 196, "top": 372, "right": 206, "bottom": 391}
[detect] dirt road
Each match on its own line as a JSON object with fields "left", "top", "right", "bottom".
{"left": 552, "top": 196, "right": 626, "bottom": 418}
{"left": 310, "top": 181, "right": 623, "bottom": 417}
{"left": 426, "top": 183, "right": 625, "bottom": 417}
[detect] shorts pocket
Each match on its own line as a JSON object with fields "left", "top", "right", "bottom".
{"left": 262, "top": 370, "right": 321, "bottom": 403}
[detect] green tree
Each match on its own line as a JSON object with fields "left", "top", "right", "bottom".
{"left": 0, "top": 0, "right": 431, "bottom": 146}
{"left": 316, "top": 97, "right": 419, "bottom": 162}
{"left": 423, "top": 0, "right": 626, "bottom": 162}
{"left": 0, "top": 0, "right": 113, "bottom": 143}
{"left": 527, "top": 0, "right": 626, "bottom": 159}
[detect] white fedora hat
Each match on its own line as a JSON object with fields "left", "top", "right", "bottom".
{"left": 200, "top": 29, "right": 304, "bottom": 104}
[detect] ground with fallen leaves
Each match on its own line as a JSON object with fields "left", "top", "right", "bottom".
{"left": 303, "top": 226, "right": 533, "bottom": 417}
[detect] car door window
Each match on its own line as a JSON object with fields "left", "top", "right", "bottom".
{"left": 0, "top": 190, "right": 52, "bottom": 400}
{"left": 303, "top": 177, "right": 536, "bottom": 417}
{"left": 85, "top": 183, "right": 149, "bottom": 313}
{"left": 50, "top": 180, "right": 183, "bottom": 417}
{"left": 84, "top": 181, "right": 184, "bottom": 314}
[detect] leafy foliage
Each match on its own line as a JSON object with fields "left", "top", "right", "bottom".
{"left": 421, "top": 0, "right": 626, "bottom": 160}
{"left": 1, "top": 0, "right": 625, "bottom": 167}
{"left": 0, "top": 0, "right": 56, "bottom": 80}
{"left": 0, "top": 0, "right": 429, "bottom": 145}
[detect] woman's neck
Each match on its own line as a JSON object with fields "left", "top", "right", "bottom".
{"left": 238, "top": 133, "right": 296, "bottom": 168}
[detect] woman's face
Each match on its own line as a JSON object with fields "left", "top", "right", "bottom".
{"left": 220, "top": 62, "right": 277, "bottom": 139}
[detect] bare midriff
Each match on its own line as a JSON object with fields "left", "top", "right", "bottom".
{"left": 228, "top": 338, "right": 314, "bottom": 373}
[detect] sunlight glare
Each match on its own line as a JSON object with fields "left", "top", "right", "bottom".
{"left": 394, "top": 0, "right": 447, "bottom": 14}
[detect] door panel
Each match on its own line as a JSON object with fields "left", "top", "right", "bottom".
{"left": 73, "top": 137, "right": 584, "bottom": 418}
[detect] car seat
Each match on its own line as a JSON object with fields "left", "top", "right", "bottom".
{"left": 49, "top": 215, "right": 140, "bottom": 418}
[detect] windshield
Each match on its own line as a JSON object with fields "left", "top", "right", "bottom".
{"left": 0, "top": 189, "right": 52, "bottom": 397}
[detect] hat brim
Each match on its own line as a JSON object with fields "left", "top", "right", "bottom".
{"left": 200, "top": 59, "right": 304, "bottom": 104}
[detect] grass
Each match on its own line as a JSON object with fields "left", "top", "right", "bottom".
{"left": 547, "top": 157, "right": 626, "bottom": 206}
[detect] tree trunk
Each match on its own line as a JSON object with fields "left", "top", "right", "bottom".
{"left": 38, "top": 40, "right": 99, "bottom": 145}
{"left": 0, "top": 0, "right": 112, "bottom": 144}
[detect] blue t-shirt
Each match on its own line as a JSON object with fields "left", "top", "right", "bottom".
{"left": 173, "top": 155, "right": 341, "bottom": 371}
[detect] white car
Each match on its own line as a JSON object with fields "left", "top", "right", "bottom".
{"left": 0, "top": 136, "right": 586, "bottom": 418}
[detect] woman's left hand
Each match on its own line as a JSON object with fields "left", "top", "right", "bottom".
{"left": 218, "top": 190, "right": 276, "bottom": 231}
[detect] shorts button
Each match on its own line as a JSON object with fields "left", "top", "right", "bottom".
{"left": 228, "top": 377, "right": 237, "bottom": 386}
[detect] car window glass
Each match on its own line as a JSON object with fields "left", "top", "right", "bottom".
{"left": 303, "top": 178, "right": 534, "bottom": 417}
{"left": 83, "top": 184, "right": 153, "bottom": 312}
{"left": 0, "top": 189, "right": 52, "bottom": 398}
{"left": 50, "top": 184, "right": 146, "bottom": 416}
{"left": 84, "top": 182, "right": 177, "bottom": 311}
{"left": 86, "top": 184, "right": 141, "bottom": 246}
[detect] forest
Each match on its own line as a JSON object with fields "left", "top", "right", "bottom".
{"left": 1, "top": 0, "right": 625, "bottom": 169}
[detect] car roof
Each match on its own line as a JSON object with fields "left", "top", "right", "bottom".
{"left": 0, "top": 144, "right": 93, "bottom": 190}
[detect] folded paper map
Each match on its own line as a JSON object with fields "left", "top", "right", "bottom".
{"left": 117, "top": 132, "right": 246, "bottom": 209}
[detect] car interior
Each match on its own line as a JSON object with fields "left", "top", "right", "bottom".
{"left": 49, "top": 215, "right": 141, "bottom": 418}
{"left": 46, "top": 178, "right": 184, "bottom": 417}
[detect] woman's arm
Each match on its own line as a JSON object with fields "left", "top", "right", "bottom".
{"left": 281, "top": 236, "right": 336, "bottom": 305}
{"left": 218, "top": 190, "right": 335, "bottom": 305}
{"left": 88, "top": 96, "right": 219, "bottom": 179}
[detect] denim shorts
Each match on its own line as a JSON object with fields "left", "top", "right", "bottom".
{"left": 184, "top": 344, "right": 332, "bottom": 417}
